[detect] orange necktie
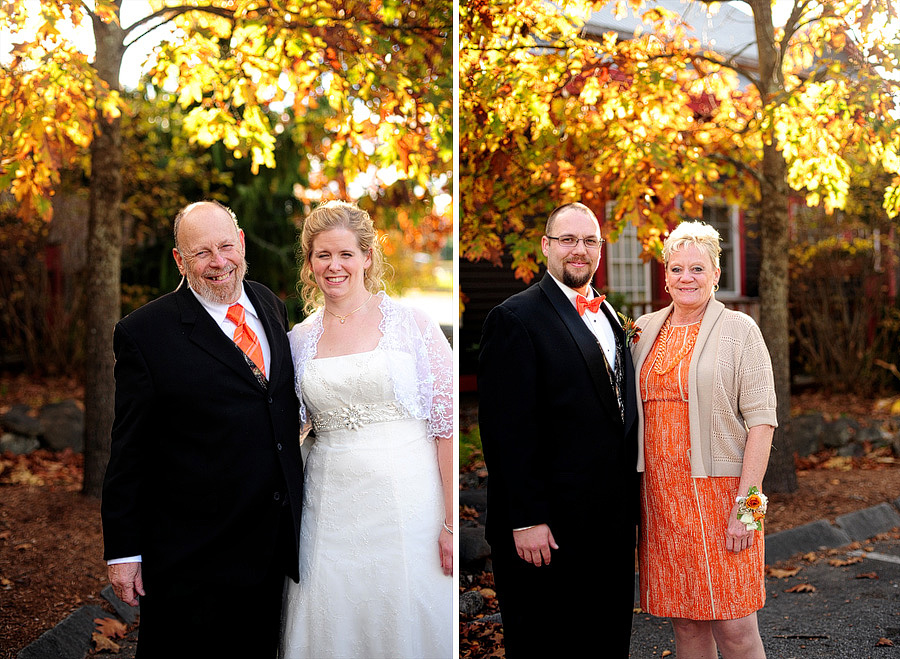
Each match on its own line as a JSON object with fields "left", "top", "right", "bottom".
{"left": 226, "top": 303, "right": 266, "bottom": 377}
{"left": 576, "top": 294, "right": 605, "bottom": 316}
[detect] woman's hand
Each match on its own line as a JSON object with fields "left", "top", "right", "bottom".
{"left": 439, "top": 525, "right": 453, "bottom": 576}
{"left": 725, "top": 502, "right": 756, "bottom": 553}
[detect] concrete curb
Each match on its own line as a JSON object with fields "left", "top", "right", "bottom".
{"left": 16, "top": 587, "right": 138, "bottom": 659}
{"left": 764, "top": 498, "right": 900, "bottom": 564}
{"left": 15, "top": 605, "right": 107, "bottom": 659}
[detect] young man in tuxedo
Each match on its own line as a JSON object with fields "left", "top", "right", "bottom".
{"left": 102, "top": 201, "right": 303, "bottom": 657}
{"left": 478, "top": 202, "right": 639, "bottom": 656}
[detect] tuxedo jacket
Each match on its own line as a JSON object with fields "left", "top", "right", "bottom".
{"left": 101, "top": 281, "right": 303, "bottom": 588}
{"left": 478, "top": 275, "right": 639, "bottom": 553}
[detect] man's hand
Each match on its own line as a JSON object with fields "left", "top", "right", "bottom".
{"left": 108, "top": 562, "right": 144, "bottom": 606}
{"left": 513, "top": 524, "right": 558, "bottom": 566}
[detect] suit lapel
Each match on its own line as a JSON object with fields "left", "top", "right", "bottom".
{"left": 538, "top": 276, "right": 622, "bottom": 426}
{"left": 175, "top": 285, "right": 267, "bottom": 387}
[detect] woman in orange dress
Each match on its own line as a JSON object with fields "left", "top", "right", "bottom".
{"left": 632, "top": 221, "right": 777, "bottom": 658}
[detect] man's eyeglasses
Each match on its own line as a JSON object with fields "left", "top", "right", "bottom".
{"left": 546, "top": 235, "right": 605, "bottom": 249}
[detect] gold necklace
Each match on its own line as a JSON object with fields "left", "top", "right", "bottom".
{"left": 325, "top": 293, "right": 373, "bottom": 324}
{"left": 651, "top": 317, "right": 700, "bottom": 375}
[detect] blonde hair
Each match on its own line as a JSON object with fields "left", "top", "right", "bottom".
{"left": 298, "top": 200, "right": 386, "bottom": 313}
{"left": 663, "top": 221, "right": 721, "bottom": 268}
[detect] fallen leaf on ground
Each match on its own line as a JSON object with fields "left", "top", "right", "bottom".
{"left": 91, "top": 631, "right": 121, "bottom": 653}
{"left": 94, "top": 617, "right": 128, "bottom": 639}
{"left": 768, "top": 566, "right": 801, "bottom": 578}
{"left": 856, "top": 572, "right": 878, "bottom": 579}
{"left": 828, "top": 556, "right": 863, "bottom": 566}
{"left": 460, "top": 505, "right": 478, "bottom": 521}
{"left": 785, "top": 583, "right": 817, "bottom": 593}
{"left": 876, "top": 638, "right": 894, "bottom": 646}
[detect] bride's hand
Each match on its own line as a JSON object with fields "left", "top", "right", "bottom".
{"left": 439, "top": 526, "right": 453, "bottom": 576}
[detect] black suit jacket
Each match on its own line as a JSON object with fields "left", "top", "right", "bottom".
{"left": 478, "top": 275, "right": 639, "bottom": 553}
{"left": 101, "top": 281, "right": 303, "bottom": 588}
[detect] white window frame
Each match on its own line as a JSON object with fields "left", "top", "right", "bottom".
{"left": 699, "top": 201, "right": 742, "bottom": 299}
{"left": 604, "top": 202, "right": 652, "bottom": 306}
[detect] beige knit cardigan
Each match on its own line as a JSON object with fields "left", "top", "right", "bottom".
{"left": 632, "top": 299, "right": 778, "bottom": 478}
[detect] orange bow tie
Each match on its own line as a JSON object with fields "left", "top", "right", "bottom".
{"left": 576, "top": 294, "right": 605, "bottom": 316}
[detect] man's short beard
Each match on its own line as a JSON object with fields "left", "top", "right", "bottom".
{"left": 187, "top": 258, "right": 248, "bottom": 305}
{"left": 563, "top": 267, "right": 593, "bottom": 290}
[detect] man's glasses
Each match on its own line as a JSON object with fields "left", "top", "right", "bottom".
{"left": 546, "top": 235, "right": 605, "bottom": 249}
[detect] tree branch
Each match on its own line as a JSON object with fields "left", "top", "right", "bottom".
{"left": 123, "top": 5, "right": 235, "bottom": 46}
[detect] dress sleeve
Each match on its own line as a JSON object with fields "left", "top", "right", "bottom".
{"left": 379, "top": 295, "right": 453, "bottom": 440}
{"left": 288, "top": 311, "right": 324, "bottom": 426}
{"left": 416, "top": 308, "right": 453, "bottom": 440}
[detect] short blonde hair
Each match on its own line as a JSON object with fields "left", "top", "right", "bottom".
{"left": 298, "top": 200, "right": 386, "bottom": 313}
{"left": 663, "top": 221, "right": 721, "bottom": 268}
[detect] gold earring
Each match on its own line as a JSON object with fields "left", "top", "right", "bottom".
{"left": 714, "top": 284, "right": 719, "bottom": 292}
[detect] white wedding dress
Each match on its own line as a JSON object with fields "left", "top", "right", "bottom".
{"left": 280, "top": 296, "right": 452, "bottom": 659}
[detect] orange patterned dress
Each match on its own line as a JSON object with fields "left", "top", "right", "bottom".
{"left": 638, "top": 320, "right": 765, "bottom": 620}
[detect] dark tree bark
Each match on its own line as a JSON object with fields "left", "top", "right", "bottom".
{"left": 82, "top": 8, "right": 126, "bottom": 498}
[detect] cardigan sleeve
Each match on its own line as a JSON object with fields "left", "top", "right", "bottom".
{"left": 735, "top": 319, "right": 779, "bottom": 429}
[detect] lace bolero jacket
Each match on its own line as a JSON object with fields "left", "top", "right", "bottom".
{"left": 288, "top": 292, "right": 453, "bottom": 441}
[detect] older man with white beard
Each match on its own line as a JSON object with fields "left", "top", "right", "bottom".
{"left": 101, "top": 200, "right": 304, "bottom": 658}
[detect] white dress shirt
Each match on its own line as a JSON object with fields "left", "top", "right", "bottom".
{"left": 191, "top": 286, "right": 272, "bottom": 375}
{"left": 548, "top": 273, "right": 618, "bottom": 373}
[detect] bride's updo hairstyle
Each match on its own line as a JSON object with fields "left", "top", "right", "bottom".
{"left": 298, "top": 200, "right": 387, "bottom": 313}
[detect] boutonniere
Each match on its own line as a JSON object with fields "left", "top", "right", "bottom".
{"left": 617, "top": 312, "right": 642, "bottom": 345}
{"left": 736, "top": 486, "right": 768, "bottom": 531}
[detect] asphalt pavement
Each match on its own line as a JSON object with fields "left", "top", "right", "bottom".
{"left": 16, "top": 498, "right": 900, "bottom": 658}
{"left": 629, "top": 499, "right": 900, "bottom": 658}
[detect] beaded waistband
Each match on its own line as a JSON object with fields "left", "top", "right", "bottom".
{"left": 310, "top": 401, "right": 410, "bottom": 432}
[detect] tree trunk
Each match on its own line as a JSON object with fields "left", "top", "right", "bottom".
{"left": 758, "top": 142, "right": 797, "bottom": 493}
{"left": 82, "top": 11, "right": 126, "bottom": 498}
{"left": 749, "top": 0, "right": 797, "bottom": 493}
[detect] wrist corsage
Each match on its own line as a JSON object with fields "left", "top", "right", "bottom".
{"left": 617, "top": 312, "right": 642, "bottom": 345}
{"left": 735, "top": 486, "right": 767, "bottom": 531}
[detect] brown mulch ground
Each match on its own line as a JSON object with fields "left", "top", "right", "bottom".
{"left": 2, "top": 378, "right": 900, "bottom": 656}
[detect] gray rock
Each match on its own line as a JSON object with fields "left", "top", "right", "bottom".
{"left": 1, "top": 404, "right": 41, "bottom": 437}
{"left": 460, "top": 589, "right": 485, "bottom": 617}
{"left": 38, "top": 400, "right": 84, "bottom": 452}
{"left": 460, "top": 486, "right": 487, "bottom": 513}
{"left": 837, "top": 442, "right": 865, "bottom": 458}
{"left": 0, "top": 432, "right": 40, "bottom": 455}
{"left": 790, "top": 413, "right": 825, "bottom": 455}
{"left": 823, "top": 417, "right": 859, "bottom": 448}
{"left": 460, "top": 525, "right": 492, "bottom": 564}
{"left": 854, "top": 424, "right": 886, "bottom": 444}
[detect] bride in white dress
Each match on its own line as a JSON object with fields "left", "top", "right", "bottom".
{"left": 280, "top": 200, "right": 453, "bottom": 659}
